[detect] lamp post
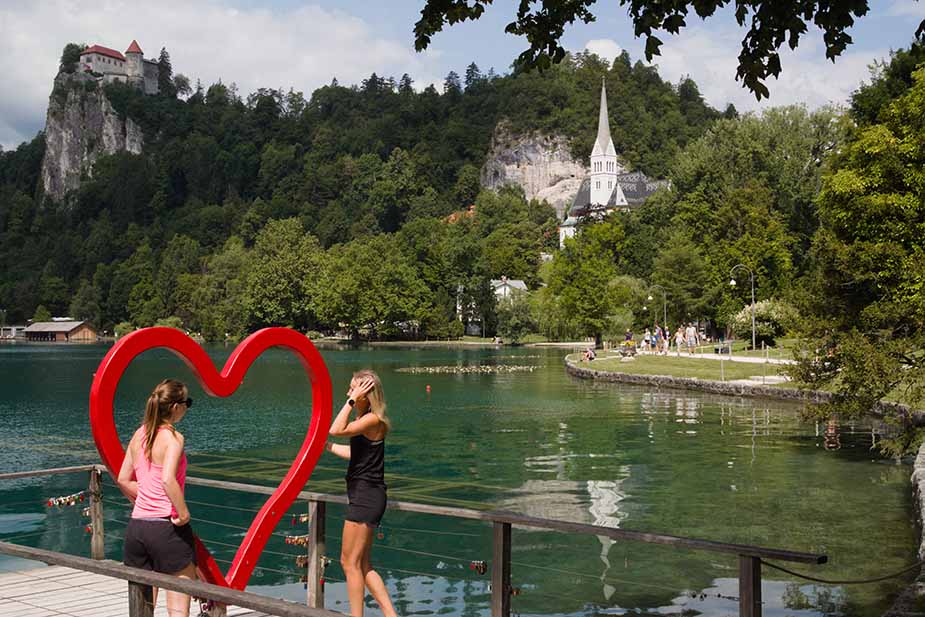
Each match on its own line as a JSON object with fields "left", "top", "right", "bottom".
{"left": 648, "top": 285, "right": 668, "bottom": 327}
{"left": 729, "top": 264, "right": 756, "bottom": 351}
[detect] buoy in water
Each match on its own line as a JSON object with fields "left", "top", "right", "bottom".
{"left": 426, "top": 384, "right": 431, "bottom": 393}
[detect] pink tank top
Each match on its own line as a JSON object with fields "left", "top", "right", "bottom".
{"left": 130, "top": 426, "right": 187, "bottom": 519}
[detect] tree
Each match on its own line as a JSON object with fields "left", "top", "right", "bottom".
{"left": 32, "top": 305, "right": 52, "bottom": 322}
{"left": 651, "top": 237, "right": 712, "bottom": 324}
{"left": 244, "top": 218, "right": 323, "bottom": 329}
{"left": 496, "top": 290, "right": 535, "bottom": 343}
{"left": 464, "top": 62, "right": 483, "bottom": 89}
{"left": 173, "top": 73, "right": 192, "bottom": 98}
{"left": 59, "top": 43, "right": 84, "bottom": 74}
{"left": 69, "top": 279, "right": 102, "bottom": 328}
{"left": 414, "top": 1, "right": 900, "bottom": 99}
{"left": 789, "top": 67, "right": 925, "bottom": 453}
{"left": 443, "top": 70, "right": 462, "bottom": 96}
{"left": 157, "top": 47, "right": 176, "bottom": 97}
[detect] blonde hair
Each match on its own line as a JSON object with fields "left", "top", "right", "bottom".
{"left": 353, "top": 369, "right": 391, "bottom": 435}
{"left": 143, "top": 379, "right": 187, "bottom": 460}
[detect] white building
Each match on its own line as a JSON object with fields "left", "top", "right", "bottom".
{"left": 491, "top": 276, "right": 528, "bottom": 300}
{"left": 558, "top": 80, "right": 669, "bottom": 248}
{"left": 79, "top": 40, "right": 160, "bottom": 95}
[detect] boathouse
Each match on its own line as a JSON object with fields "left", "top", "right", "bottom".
{"left": 24, "top": 320, "right": 97, "bottom": 342}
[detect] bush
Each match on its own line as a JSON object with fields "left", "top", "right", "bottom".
{"left": 114, "top": 321, "right": 135, "bottom": 338}
{"left": 154, "top": 316, "right": 184, "bottom": 330}
{"left": 730, "top": 299, "right": 797, "bottom": 348}
{"left": 447, "top": 319, "right": 465, "bottom": 339}
{"left": 305, "top": 330, "right": 324, "bottom": 340}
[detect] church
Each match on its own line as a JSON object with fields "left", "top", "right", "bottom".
{"left": 558, "top": 81, "right": 669, "bottom": 248}
{"left": 78, "top": 40, "right": 160, "bottom": 95}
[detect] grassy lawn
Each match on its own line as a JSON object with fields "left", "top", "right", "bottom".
{"left": 691, "top": 337, "right": 800, "bottom": 359}
{"left": 572, "top": 352, "right": 789, "bottom": 385}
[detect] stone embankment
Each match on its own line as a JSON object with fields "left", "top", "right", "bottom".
{"left": 564, "top": 356, "right": 831, "bottom": 403}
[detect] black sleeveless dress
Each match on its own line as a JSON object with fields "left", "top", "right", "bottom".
{"left": 345, "top": 433, "right": 387, "bottom": 526}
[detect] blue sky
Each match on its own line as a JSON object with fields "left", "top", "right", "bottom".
{"left": 1, "top": 0, "right": 923, "bottom": 150}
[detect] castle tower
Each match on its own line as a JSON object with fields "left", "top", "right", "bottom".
{"left": 125, "top": 40, "right": 143, "bottom": 81}
{"left": 589, "top": 79, "right": 618, "bottom": 206}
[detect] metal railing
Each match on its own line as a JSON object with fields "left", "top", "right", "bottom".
{"left": 0, "top": 465, "right": 828, "bottom": 617}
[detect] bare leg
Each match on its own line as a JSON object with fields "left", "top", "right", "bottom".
{"left": 165, "top": 562, "right": 197, "bottom": 617}
{"left": 341, "top": 521, "right": 372, "bottom": 616}
{"left": 361, "top": 527, "right": 397, "bottom": 617}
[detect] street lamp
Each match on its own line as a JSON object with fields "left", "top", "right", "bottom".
{"left": 648, "top": 285, "right": 668, "bottom": 326}
{"left": 729, "top": 264, "right": 756, "bottom": 350}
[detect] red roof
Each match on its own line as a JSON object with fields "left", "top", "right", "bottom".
{"left": 80, "top": 45, "right": 126, "bottom": 62}
{"left": 125, "top": 40, "right": 143, "bottom": 54}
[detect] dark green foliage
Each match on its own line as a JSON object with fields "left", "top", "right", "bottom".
{"left": 59, "top": 43, "right": 85, "bottom": 74}
{"left": 851, "top": 41, "right": 925, "bottom": 126}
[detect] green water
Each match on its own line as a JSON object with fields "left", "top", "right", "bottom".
{"left": 0, "top": 343, "right": 916, "bottom": 616}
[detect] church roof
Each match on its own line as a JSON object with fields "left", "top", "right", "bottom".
{"left": 567, "top": 172, "right": 670, "bottom": 216}
{"left": 591, "top": 80, "right": 617, "bottom": 158}
{"left": 125, "top": 40, "right": 143, "bottom": 54}
{"left": 80, "top": 45, "right": 126, "bottom": 62}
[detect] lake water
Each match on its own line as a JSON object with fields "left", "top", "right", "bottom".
{"left": 0, "top": 342, "right": 915, "bottom": 616}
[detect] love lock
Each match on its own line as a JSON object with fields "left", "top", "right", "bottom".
{"left": 469, "top": 560, "right": 487, "bottom": 575}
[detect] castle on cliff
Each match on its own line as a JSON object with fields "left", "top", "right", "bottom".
{"left": 78, "top": 40, "right": 159, "bottom": 95}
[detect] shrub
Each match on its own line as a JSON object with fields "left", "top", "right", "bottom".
{"left": 730, "top": 299, "right": 797, "bottom": 348}
{"left": 114, "top": 321, "right": 135, "bottom": 338}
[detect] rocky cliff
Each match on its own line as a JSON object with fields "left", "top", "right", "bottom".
{"left": 480, "top": 124, "right": 594, "bottom": 218}
{"left": 40, "top": 73, "right": 143, "bottom": 202}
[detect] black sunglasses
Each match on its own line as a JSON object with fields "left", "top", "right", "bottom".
{"left": 174, "top": 398, "right": 193, "bottom": 408}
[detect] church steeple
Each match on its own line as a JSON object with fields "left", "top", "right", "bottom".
{"left": 589, "top": 77, "right": 618, "bottom": 205}
{"left": 591, "top": 78, "right": 616, "bottom": 158}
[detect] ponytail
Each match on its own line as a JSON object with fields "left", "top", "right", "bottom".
{"left": 142, "top": 379, "right": 187, "bottom": 460}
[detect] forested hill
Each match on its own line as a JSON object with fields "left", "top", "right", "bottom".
{"left": 0, "top": 48, "right": 722, "bottom": 329}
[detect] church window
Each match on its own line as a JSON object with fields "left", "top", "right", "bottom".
{"left": 596, "top": 181, "right": 600, "bottom": 189}
{"left": 608, "top": 181, "right": 612, "bottom": 189}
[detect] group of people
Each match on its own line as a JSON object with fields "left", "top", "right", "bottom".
{"left": 116, "top": 371, "right": 397, "bottom": 617}
{"left": 628, "top": 323, "right": 703, "bottom": 355}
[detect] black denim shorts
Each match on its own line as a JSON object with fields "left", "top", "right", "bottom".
{"left": 124, "top": 517, "right": 197, "bottom": 574}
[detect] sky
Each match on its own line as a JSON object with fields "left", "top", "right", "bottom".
{"left": 0, "top": 0, "right": 922, "bottom": 150}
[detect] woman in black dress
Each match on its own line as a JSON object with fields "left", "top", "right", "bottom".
{"left": 326, "top": 369, "right": 396, "bottom": 617}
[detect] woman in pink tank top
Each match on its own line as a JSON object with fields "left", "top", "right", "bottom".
{"left": 117, "top": 379, "right": 196, "bottom": 617}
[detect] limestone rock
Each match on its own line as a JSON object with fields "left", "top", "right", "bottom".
{"left": 40, "top": 73, "right": 143, "bottom": 202}
{"left": 480, "top": 123, "right": 587, "bottom": 218}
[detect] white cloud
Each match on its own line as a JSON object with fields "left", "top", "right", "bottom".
{"left": 641, "top": 21, "right": 885, "bottom": 113}
{"left": 584, "top": 38, "right": 623, "bottom": 62}
{"left": 0, "top": 1, "right": 444, "bottom": 149}
{"left": 885, "top": 0, "right": 925, "bottom": 18}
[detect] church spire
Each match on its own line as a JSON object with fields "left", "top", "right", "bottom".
{"left": 591, "top": 78, "right": 616, "bottom": 157}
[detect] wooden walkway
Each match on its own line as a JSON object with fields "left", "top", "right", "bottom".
{"left": 0, "top": 565, "right": 270, "bottom": 617}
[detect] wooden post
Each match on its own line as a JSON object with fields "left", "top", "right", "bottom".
{"left": 307, "top": 500, "right": 326, "bottom": 608}
{"left": 88, "top": 469, "right": 104, "bottom": 560}
{"left": 128, "top": 581, "right": 154, "bottom": 617}
{"left": 491, "top": 522, "right": 511, "bottom": 617}
{"left": 738, "top": 555, "right": 761, "bottom": 617}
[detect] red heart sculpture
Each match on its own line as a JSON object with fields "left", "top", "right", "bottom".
{"left": 89, "top": 327, "right": 332, "bottom": 590}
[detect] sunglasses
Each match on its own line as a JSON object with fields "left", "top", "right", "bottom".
{"left": 175, "top": 398, "right": 193, "bottom": 408}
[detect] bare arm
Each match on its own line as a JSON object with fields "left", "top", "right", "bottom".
{"left": 329, "top": 407, "right": 380, "bottom": 438}
{"left": 160, "top": 432, "right": 190, "bottom": 526}
{"left": 329, "top": 378, "right": 378, "bottom": 437}
{"left": 324, "top": 441, "right": 351, "bottom": 460}
{"left": 116, "top": 433, "right": 138, "bottom": 503}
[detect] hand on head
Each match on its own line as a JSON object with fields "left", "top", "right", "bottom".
{"left": 348, "top": 378, "right": 376, "bottom": 402}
